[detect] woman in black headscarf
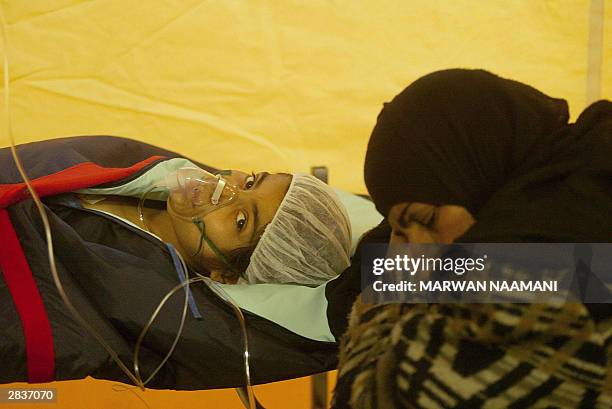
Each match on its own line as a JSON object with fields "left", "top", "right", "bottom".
{"left": 331, "top": 69, "right": 612, "bottom": 408}
{"left": 366, "top": 68, "right": 612, "bottom": 243}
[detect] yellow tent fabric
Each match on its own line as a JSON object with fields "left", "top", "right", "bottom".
{"left": 1, "top": 1, "right": 609, "bottom": 193}
{"left": 0, "top": 1, "right": 608, "bottom": 408}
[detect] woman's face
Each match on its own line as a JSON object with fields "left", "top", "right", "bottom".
{"left": 167, "top": 170, "right": 291, "bottom": 279}
{"left": 388, "top": 202, "right": 475, "bottom": 244}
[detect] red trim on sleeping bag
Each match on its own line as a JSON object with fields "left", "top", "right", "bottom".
{"left": 0, "top": 155, "right": 165, "bottom": 208}
{"left": 0, "top": 209, "right": 55, "bottom": 382}
{"left": 0, "top": 155, "right": 165, "bottom": 381}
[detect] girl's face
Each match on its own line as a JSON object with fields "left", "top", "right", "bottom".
{"left": 167, "top": 170, "right": 291, "bottom": 278}
{"left": 388, "top": 202, "right": 475, "bottom": 245}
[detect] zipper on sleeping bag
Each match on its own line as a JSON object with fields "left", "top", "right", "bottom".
{"left": 49, "top": 194, "right": 203, "bottom": 320}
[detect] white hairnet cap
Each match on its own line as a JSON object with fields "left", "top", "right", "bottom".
{"left": 243, "top": 173, "right": 352, "bottom": 286}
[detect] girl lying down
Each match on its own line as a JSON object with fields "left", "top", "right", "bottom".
{"left": 0, "top": 136, "right": 351, "bottom": 388}
{"left": 77, "top": 158, "right": 352, "bottom": 286}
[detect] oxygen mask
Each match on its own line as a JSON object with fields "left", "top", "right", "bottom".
{"left": 162, "top": 167, "right": 238, "bottom": 221}
{"left": 138, "top": 166, "right": 238, "bottom": 266}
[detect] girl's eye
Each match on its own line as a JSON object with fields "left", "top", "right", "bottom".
{"left": 244, "top": 173, "right": 256, "bottom": 189}
{"left": 236, "top": 211, "right": 247, "bottom": 231}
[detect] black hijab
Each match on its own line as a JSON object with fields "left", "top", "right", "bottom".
{"left": 364, "top": 68, "right": 612, "bottom": 242}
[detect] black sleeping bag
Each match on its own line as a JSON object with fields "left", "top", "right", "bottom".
{"left": 0, "top": 135, "right": 342, "bottom": 390}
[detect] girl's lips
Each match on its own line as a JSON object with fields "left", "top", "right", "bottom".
{"left": 167, "top": 190, "right": 196, "bottom": 218}
{"left": 186, "top": 178, "right": 206, "bottom": 206}
{"left": 167, "top": 178, "right": 212, "bottom": 217}
{"left": 166, "top": 177, "right": 236, "bottom": 218}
